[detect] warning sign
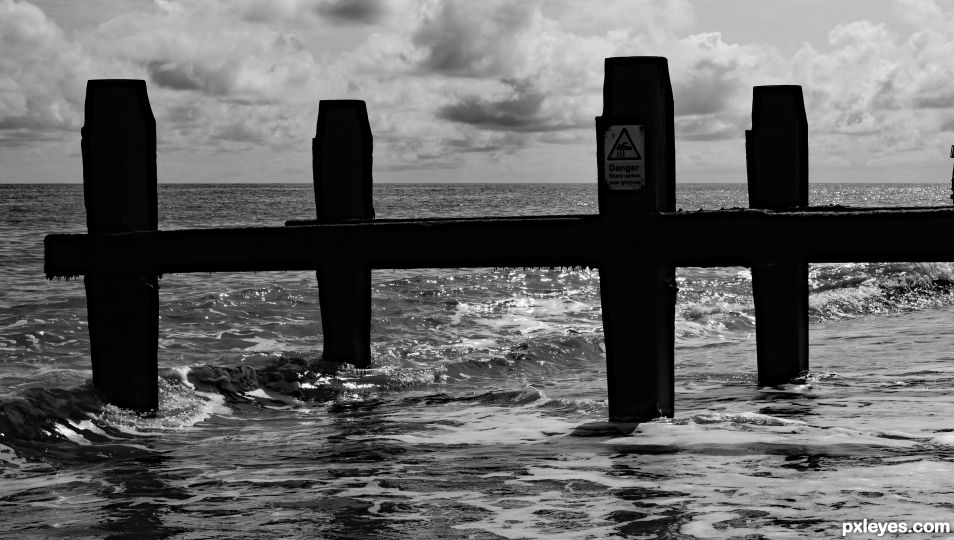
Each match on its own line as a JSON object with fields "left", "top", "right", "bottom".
{"left": 603, "top": 125, "right": 645, "bottom": 190}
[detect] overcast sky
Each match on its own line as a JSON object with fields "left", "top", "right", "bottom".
{"left": 2, "top": 0, "right": 954, "bottom": 183}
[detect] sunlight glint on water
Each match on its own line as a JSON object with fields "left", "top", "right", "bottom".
{"left": 1, "top": 183, "right": 952, "bottom": 538}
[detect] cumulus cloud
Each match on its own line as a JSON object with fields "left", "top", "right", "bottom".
{"left": 411, "top": 0, "right": 547, "bottom": 78}
{"left": 670, "top": 33, "right": 759, "bottom": 118}
{"left": 545, "top": 0, "right": 694, "bottom": 36}
{"left": 314, "top": 0, "right": 386, "bottom": 25}
{"left": 675, "top": 114, "right": 747, "bottom": 141}
{"left": 0, "top": 0, "right": 89, "bottom": 146}
{"left": 8, "top": 0, "right": 954, "bottom": 180}
{"left": 437, "top": 78, "right": 586, "bottom": 132}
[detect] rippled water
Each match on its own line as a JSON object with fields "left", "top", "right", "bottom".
{"left": 2, "top": 183, "right": 953, "bottom": 538}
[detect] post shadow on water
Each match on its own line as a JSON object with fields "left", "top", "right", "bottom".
{"left": 96, "top": 452, "right": 191, "bottom": 539}
{"left": 0, "top": 391, "right": 192, "bottom": 538}
{"left": 52, "top": 55, "right": 908, "bottom": 426}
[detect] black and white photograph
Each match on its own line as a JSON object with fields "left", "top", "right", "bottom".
{"left": 2, "top": 0, "right": 953, "bottom": 537}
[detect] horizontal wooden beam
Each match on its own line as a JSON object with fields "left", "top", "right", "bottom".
{"left": 45, "top": 207, "right": 954, "bottom": 278}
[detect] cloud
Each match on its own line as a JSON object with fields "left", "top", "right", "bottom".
{"left": 0, "top": 0, "right": 89, "bottom": 146}
{"left": 544, "top": 0, "right": 694, "bottom": 37}
{"left": 211, "top": 122, "right": 266, "bottom": 144}
{"left": 675, "top": 114, "right": 746, "bottom": 141}
{"left": 148, "top": 60, "right": 228, "bottom": 94}
{"left": 314, "top": 0, "right": 386, "bottom": 24}
{"left": 93, "top": 8, "right": 321, "bottom": 101}
{"left": 939, "top": 116, "right": 954, "bottom": 133}
{"left": 222, "top": 0, "right": 388, "bottom": 26}
{"left": 411, "top": 0, "right": 546, "bottom": 78}
{"left": 10, "top": 0, "right": 954, "bottom": 181}
{"left": 437, "top": 78, "right": 585, "bottom": 132}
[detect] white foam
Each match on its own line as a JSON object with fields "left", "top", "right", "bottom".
{"left": 607, "top": 418, "right": 919, "bottom": 451}
{"left": 67, "top": 419, "right": 111, "bottom": 438}
{"left": 240, "top": 336, "right": 283, "bottom": 352}
{"left": 243, "top": 387, "right": 304, "bottom": 408}
{"left": 375, "top": 404, "right": 578, "bottom": 446}
{"left": 929, "top": 432, "right": 954, "bottom": 447}
{"left": 680, "top": 512, "right": 748, "bottom": 539}
{"left": 94, "top": 376, "right": 231, "bottom": 434}
{"left": 53, "top": 423, "right": 91, "bottom": 445}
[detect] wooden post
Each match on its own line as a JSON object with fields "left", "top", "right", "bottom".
{"left": 596, "top": 57, "right": 677, "bottom": 422}
{"left": 314, "top": 101, "right": 374, "bottom": 367}
{"left": 82, "top": 80, "right": 158, "bottom": 411}
{"left": 746, "top": 85, "right": 809, "bottom": 386}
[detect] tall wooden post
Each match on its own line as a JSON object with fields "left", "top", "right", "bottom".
{"left": 746, "top": 85, "right": 809, "bottom": 385}
{"left": 314, "top": 101, "right": 374, "bottom": 367}
{"left": 596, "top": 57, "right": 677, "bottom": 422}
{"left": 82, "top": 80, "right": 159, "bottom": 411}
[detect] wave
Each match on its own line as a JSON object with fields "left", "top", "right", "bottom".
{"left": 808, "top": 262, "right": 954, "bottom": 321}
{"left": 675, "top": 262, "right": 954, "bottom": 334}
{"left": 0, "top": 373, "right": 222, "bottom": 464}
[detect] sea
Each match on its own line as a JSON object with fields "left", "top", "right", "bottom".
{"left": 1, "top": 182, "right": 953, "bottom": 539}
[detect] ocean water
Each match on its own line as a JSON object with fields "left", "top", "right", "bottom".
{"left": 1, "top": 182, "right": 953, "bottom": 539}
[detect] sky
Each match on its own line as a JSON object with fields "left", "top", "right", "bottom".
{"left": 2, "top": 0, "right": 954, "bottom": 183}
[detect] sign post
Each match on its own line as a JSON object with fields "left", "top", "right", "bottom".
{"left": 595, "top": 57, "right": 676, "bottom": 422}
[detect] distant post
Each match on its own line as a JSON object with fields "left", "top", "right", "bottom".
{"left": 949, "top": 145, "right": 953, "bottom": 204}
{"left": 314, "top": 101, "right": 375, "bottom": 367}
{"left": 746, "top": 85, "right": 809, "bottom": 385}
{"left": 596, "top": 57, "right": 677, "bottom": 422}
{"left": 82, "top": 80, "right": 159, "bottom": 411}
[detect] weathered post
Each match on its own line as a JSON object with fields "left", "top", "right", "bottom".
{"left": 746, "top": 85, "right": 809, "bottom": 385}
{"left": 82, "top": 80, "right": 159, "bottom": 411}
{"left": 596, "top": 57, "right": 676, "bottom": 422}
{"left": 314, "top": 101, "right": 374, "bottom": 367}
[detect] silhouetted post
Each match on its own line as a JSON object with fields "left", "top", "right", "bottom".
{"left": 746, "top": 85, "right": 809, "bottom": 386}
{"left": 82, "top": 80, "right": 158, "bottom": 411}
{"left": 949, "top": 145, "right": 953, "bottom": 204}
{"left": 596, "top": 57, "right": 676, "bottom": 422}
{"left": 314, "top": 101, "right": 374, "bottom": 367}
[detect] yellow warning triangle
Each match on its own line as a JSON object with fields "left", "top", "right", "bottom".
{"left": 607, "top": 128, "right": 641, "bottom": 161}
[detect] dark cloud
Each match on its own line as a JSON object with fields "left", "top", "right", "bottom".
{"left": 148, "top": 61, "right": 202, "bottom": 91}
{"left": 0, "top": 98, "right": 80, "bottom": 147}
{"left": 211, "top": 123, "right": 265, "bottom": 144}
{"left": 914, "top": 93, "right": 954, "bottom": 109}
{"left": 314, "top": 0, "right": 386, "bottom": 25}
{"left": 165, "top": 105, "right": 203, "bottom": 134}
{"left": 147, "top": 61, "right": 235, "bottom": 95}
{"left": 437, "top": 79, "right": 582, "bottom": 133}
{"left": 829, "top": 110, "right": 879, "bottom": 135}
{"left": 870, "top": 75, "right": 902, "bottom": 110}
{"left": 411, "top": 2, "right": 536, "bottom": 77}
{"left": 673, "top": 58, "right": 740, "bottom": 117}
{"left": 675, "top": 115, "right": 745, "bottom": 141}
{"left": 444, "top": 138, "right": 510, "bottom": 154}
{"left": 0, "top": 126, "right": 66, "bottom": 147}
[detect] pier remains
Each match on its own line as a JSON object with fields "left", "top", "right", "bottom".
{"left": 45, "top": 57, "right": 954, "bottom": 420}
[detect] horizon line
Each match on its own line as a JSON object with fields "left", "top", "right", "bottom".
{"left": 2, "top": 180, "right": 951, "bottom": 185}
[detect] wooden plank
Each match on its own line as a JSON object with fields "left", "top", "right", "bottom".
{"left": 746, "top": 86, "right": 809, "bottom": 387}
{"left": 45, "top": 207, "right": 954, "bottom": 276}
{"left": 596, "top": 57, "right": 676, "bottom": 422}
{"left": 314, "top": 101, "right": 374, "bottom": 367}
{"left": 81, "top": 80, "right": 158, "bottom": 411}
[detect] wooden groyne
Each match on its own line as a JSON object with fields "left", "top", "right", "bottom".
{"left": 45, "top": 56, "right": 954, "bottom": 421}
